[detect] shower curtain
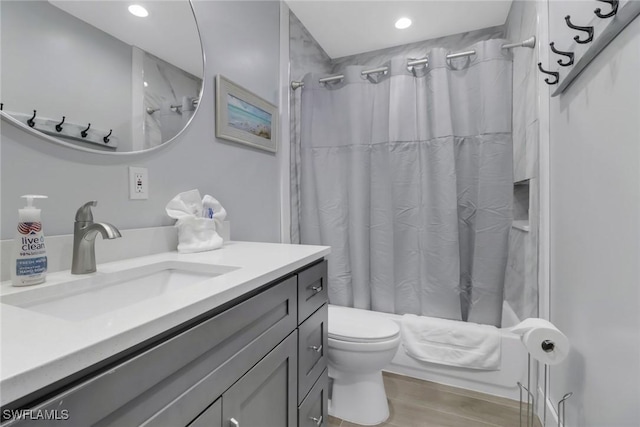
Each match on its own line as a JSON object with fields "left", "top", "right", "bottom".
{"left": 294, "top": 40, "right": 512, "bottom": 326}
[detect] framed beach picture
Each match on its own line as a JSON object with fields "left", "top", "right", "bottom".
{"left": 215, "top": 75, "right": 278, "bottom": 153}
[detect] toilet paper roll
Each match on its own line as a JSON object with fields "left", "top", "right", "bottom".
{"left": 509, "top": 318, "right": 569, "bottom": 365}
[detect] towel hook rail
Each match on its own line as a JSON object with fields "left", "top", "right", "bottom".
{"left": 27, "top": 110, "right": 37, "bottom": 128}
{"left": 103, "top": 129, "right": 113, "bottom": 143}
{"left": 595, "top": 0, "right": 618, "bottom": 18}
{"left": 549, "top": 42, "right": 575, "bottom": 67}
{"left": 81, "top": 123, "right": 91, "bottom": 138}
{"left": 538, "top": 63, "right": 560, "bottom": 85}
{"left": 55, "top": 116, "right": 66, "bottom": 132}
{"left": 565, "top": 15, "right": 594, "bottom": 44}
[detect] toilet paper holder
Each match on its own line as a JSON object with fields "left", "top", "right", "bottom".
{"left": 517, "top": 353, "right": 573, "bottom": 427}
{"left": 517, "top": 354, "right": 536, "bottom": 427}
{"left": 541, "top": 339, "right": 555, "bottom": 352}
{"left": 557, "top": 392, "right": 573, "bottom": 427}
{"left": 517, "top": 380, "right": 535, "bottom": 427}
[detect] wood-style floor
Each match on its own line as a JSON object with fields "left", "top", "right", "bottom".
{"left": 329, "top": 372, "right": 541, "bottom": 427}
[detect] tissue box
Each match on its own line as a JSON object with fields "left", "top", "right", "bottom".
{"left": 176, "top": 217, "right": 223, "bottom": 254}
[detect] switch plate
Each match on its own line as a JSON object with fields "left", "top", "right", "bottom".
{"left": 129, "top": 166, "right": 148, "bottom": 200}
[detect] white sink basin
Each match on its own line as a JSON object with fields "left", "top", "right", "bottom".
{"left": 1, "top": 261, "right": 238, "bottom": 321}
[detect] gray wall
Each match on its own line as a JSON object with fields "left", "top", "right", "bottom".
{"left": 549, "top": 4, "right": 640, "bottom": 425}
{"left": 1, "top": 1, "right": 282, "bottom": 243}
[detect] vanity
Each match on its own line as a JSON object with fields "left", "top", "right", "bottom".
{"left": 0, "top": 242, "right": 330, "bottom": 426}
{"left": 0, "top": 1, "right": 326, "bottom": 423}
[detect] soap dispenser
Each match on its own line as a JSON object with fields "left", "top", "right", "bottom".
{"left": 12, "top": 195, "right": 48, "bottom": 286}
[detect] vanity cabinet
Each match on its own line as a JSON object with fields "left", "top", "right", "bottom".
{"left": 220, "top": 332, "right": 297, "bottom": 427}
{"left": 2, "top": 259, "right": 328, "bottom": 427}
{"left": 188, "top": 399, "right": 221, "bottom": 427}
{"left": 295, "top": 260, "right": 329, "bottom": 427}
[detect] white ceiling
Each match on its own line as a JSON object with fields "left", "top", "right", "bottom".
{"left": 48, "top": 1, "right": 203, "bottom": 78}
{"left": 286, "top": 1, "right": 513, "bottom": 59}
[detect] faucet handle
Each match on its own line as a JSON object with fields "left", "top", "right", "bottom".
{"left": 75, "top": 201, "right": 97, "bottom": 222}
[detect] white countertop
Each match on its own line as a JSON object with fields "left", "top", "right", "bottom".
{"left": 0, "top": 241, "right": 330, "bottom": 406}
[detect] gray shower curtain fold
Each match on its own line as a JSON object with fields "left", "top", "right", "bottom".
{"left": 297, "top": 40, "right": 513, "bottom": 326}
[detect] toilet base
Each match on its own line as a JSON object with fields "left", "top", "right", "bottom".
{"left": 329, "top": 370, "right": 390, "bottom": 426}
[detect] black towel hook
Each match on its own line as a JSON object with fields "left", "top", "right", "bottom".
{"left": 538, "top": 63, "right": 559, "bottom": 85}
{"left": 103, "top": 129, "right": 112, "bottom": 143}
{"left": 81, "top": 123, "right": 91, "bottom": 138}
{"left": 565, "top": 15, "right": 594, "bottom": 44}
{"left": 55, "top": 116, "right": 66, "bottom": 132}
{"left": 27, "top": 110, "right": 37, "bottom": 127}
{"left": 0, "top": 103, "right": 3, "bottom": 111}
{"left": 549, "top": 42, "right": 575, "bottom": 67}
{"left": 595, "top": 0, "right": 618, "bottom": 18}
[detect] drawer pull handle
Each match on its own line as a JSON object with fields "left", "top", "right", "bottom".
{"left": 230, "top": 418, "right": 239, "bottom": 427}
{"left": 311, "top": 285, "right": 323, "bottom": 294}
{"left": 308, "top": 344, "right": 323, "bottom": 353}
{"left": 309, "top": 415, "right": 323, "bottom": 426}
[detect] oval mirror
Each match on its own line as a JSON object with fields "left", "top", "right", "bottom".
{"left": 0, "top": 0, "right": 204, "bottom": 154}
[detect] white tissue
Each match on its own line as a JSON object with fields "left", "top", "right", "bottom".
{"left": 165, "top": 190, "right": 228, "bottom": 253}
{"left": 509, "top": 318, "right": 569, "bottom": 365}
{"left": 166, "top": 189, "right": 203, "bottom": 219}
{"left": 175, "top": 217, "right": 223, "bottom": 254}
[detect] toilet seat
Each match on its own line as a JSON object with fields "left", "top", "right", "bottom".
{"left": 328, "top": 305, "right": 400, "bottom": 343}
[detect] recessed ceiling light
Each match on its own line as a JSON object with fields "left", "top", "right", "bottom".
{"left": 395, "top": 17, "right": 412, "bottom": 30}
{"left": 128, "top": 4, "right": 148, "bottom": 18}
{"left": 143, "top": 81, "right": 148, "bottom": 87}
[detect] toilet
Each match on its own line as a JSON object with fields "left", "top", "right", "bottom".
{"left": 327, "top": 305, "right": 401, "bottom": 426}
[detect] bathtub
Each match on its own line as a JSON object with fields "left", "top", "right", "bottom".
{"left": 381, "top": 302, "right": 528, "bottom": 401}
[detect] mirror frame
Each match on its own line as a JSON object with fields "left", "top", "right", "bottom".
{"left": 0, "top": 0, "right": 205, "bottom": 156}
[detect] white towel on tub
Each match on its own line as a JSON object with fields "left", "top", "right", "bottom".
{"left": 401, "top": 314, "right": 501, "bottom": 370}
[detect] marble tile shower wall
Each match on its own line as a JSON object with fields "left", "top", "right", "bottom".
{"left": 289, "top": 11, "right": 332, "bottom": 244}
{"left": 143, "top": 52, "right": 202, "bottom": 149}
{"left": 507, "top": 0, "right": 539, "bottom": 182}
{"left": 289, "top": 12, "right": 332, "bottom": 83}
{"left": 504, "top": 0, "right": 540, "bottom": 321}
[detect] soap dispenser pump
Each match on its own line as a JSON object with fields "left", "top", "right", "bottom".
{"left": 12, "top": 195, "right": 48, "bottom": 286}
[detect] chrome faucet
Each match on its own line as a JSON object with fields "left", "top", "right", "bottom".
{"left": 71, "top": 201, "right": 122, "bottom": 274}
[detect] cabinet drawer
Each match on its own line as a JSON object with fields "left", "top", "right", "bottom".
{"left": 6, "top": 277, "right": 297, "bottom": 427}
{"left": 297, "top": 260, "right": 328, "bottom": 323}
{"left": 298, "top": 369, "right": 329, "bottom": 427}
{"left": 298, "top": 304, "right": 328, "bottom": 404}
{"left": 222, "top": 331, "right": 298, "bottom": 427}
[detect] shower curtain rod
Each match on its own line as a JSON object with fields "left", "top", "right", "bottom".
{"left": 290, "top": 36, "right": 536, "bottom": 90}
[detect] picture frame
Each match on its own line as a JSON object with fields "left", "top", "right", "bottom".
{"left": 215, "top": 75, "right": 278, "bottom": 153}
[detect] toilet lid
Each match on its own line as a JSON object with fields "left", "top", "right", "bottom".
{"left": 329, "top": 305, "right": 400, "bottom": 343}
